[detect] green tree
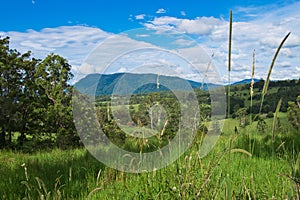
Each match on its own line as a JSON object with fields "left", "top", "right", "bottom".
{"left": 0, "top": 37, "right": 39, "bottom": 147}
{"left": 0, "top": 36, "right": 16, "bottom": 146}
{"left": 36, "top": 54, "right": 78, "bottom": 148}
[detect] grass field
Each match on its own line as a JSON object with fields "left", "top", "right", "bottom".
{"left": 1, "top": 114, "right": 299, "bottom": 199}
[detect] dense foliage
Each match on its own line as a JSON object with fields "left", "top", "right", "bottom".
{"left": 0, "top": 37, "right": 79, "bottom": 150}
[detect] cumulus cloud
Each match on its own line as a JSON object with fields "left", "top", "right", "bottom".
{"left": 145, "top": 16, "right": 225, "bottom": 35}
{"left": 156, "top": 8, "right": 166, "bottom": 14}
{"left": 173, "top": 38, "right": 196, "bottom": 47}
{"left": 1, "top": 25, "right": 111, "bottom": 71}
{"left": 143, "top": 1, "right": 300, "bottom": 82}
{"left": 75, "top": 62, "right": 97, "bottom": 75}
{"left": 135, "top": 14, "right": 146, "bottom": 20}
{"left": 0, "top": 26, "right": 112, "bottom": 84}
{"left": 276, "top": 61, "right": 291, "bottom": 68}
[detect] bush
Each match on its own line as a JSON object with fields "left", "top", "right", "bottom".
{"left": 266, "top": 112, "right": 274, "bottom": 118}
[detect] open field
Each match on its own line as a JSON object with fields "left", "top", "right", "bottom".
{"left": 1, "top": 115, "right": 299, "bottom": 199}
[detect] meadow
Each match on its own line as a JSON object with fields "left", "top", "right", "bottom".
{"left": 1, "top": 113, "right": 299, "bottom": 199}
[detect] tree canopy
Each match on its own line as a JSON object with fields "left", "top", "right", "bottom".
{"left": 0, "top": 37, "right": 78, "bottom": 150}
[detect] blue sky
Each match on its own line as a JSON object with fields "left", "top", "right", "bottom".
{"left": 1, "top": 0, "right": 300, "bottom": 83}
{"left": 0, "top": 0, "right": 296, "bottom": 32}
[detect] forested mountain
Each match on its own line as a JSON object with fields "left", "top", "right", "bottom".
{"left": 74, "top": 73, "right": 221, "bottom": 96}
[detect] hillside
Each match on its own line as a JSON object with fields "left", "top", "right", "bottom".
{"left": 75, "top": 73, "right": 300, "bottom": 114}
{"left": 74, "top": 73, "right": 221, "bottom": 96}
{"left": 229, "top": 79, "right": 300, "bottom": 114}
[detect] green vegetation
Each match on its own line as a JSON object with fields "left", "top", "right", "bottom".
{"left": 0, "top": 37, "right": 79, "bottom": 150}
{"left": 1, "top": 80, "right": 299, "bottom": 199}
{"left": 1, "top": 117, "right": 299, "bottom": 199}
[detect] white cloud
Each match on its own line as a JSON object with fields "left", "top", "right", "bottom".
{"left": 231, "top": 63, "right": 250, "bottom": 72}
{"left": 117, "top": 67, "right": 127, "bottom": 73}
{"left": 135, "top": 14, "right": 146, "bottom": 20}
{"left": 156, "top": 8, "right": 166, "bottom": 14}
{"left": 2, "top": 26, "right": 111, "bottom": 67}
{"left": 280, "top": 48, "right": 294, "bottom": 58}
{"left": 1, "top": 26, "right": 111, "bottom": 83}
{"left": 276, "top": 61, "right": 291, "bottom": 68}
{"left": 143, "top": 1, "right": 300, "bottom": 82}
{"left": 259, "top": 34, "right": 300, "bottom": 49}
{"left": 145, "top": 16, "right": 225, "bottom": 35}
{"left": 173, "top": 38, "right": 196, "bottom": 47}
{"left": 180, "top": 11, "right": 186, "bottom": 16}
{"left": 136, "top": 34, "right": 150, "bottom": 38}
{"left": 76, "top": 62, "right": 97, "bottom": 75}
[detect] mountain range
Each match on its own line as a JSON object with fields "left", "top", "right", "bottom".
{"left": 74, "top": 73, "right": 259, "bottom": 96}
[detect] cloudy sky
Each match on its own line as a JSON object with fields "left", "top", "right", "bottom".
{"left": 0, "top": 0, "right": 300, "bottom": 84}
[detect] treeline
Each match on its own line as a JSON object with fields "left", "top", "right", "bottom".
{"left": 229, "top": 79, "right": 300, "bottom": 114}
{"left": 0, "top": 37, "right": 79, "bottom": 150}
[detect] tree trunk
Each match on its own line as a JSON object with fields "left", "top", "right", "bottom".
{"left": 18, "top": 131, "right": 26, "bottom": 146}
{"left": 0, "top": 127, "right": 5, "bottom": 148}
{"left": 8, "top": 130, "right": 12, "bottom": 145}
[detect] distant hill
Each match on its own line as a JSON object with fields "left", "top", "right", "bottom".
{"left": 74, "top": 73, "right": 221, "bottom": 96}
{"left": 231, "top": 78, "right": 260, "bottom": 86}
{"left": 74, "top": 73, "right": 273, "bottom": 96}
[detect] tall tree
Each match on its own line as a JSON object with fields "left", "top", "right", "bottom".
{"left": 0, "top": 37, "right": 28, "bottom": 146}
{"left": 0, "top": 37, "right": 41, "bottom": 147}
{"left": 36, "top": 54, "right": 78, "bottom": 148}
{"left": 0, "top": 37, "right": 11, "bottom": 146}
{"left": 16, "top": 53, "right": 41, "bottom": 145}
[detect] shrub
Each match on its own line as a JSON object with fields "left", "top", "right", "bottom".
{"left": 266, "top": 111, "right": 274, "bottom": 118}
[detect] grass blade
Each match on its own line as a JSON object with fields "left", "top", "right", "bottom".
{"left": 272, "top": 98, "right": 282, "bottom": 142}
{"left": 230, "top": 148, "right": 252, "bottom": 157}
{"left": 227, "top": 10, "right": 233, "bottom": 118}
{"left": 228, "top": 10, "right": 232, "bottom": 73}
{"left": 259, "top": 32, "right": 291, "bottom": 114}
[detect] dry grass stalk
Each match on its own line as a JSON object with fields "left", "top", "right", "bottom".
{"left": 86, "top": 187, "right": 102, "bottom": 200}
{"left": 201, "top": 53, "right": 214, "bottom": 90}
{"left": 230, "top": 148, "right": 252, "bottom": 157}
{"left": 250, "top": 49, "right": 256, "bottom": 123}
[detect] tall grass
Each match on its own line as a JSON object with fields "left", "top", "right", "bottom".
{"left": 1, "top": 133, "right": 298, "bottom": 199}
{"left": 272, "top": 98, "right": 282, "bottom": 154}
{"left": 259, "top": 32, "right": 291, "bottom": 114}
{"left": 250, "top": 49, "right": 255, "bottom": 124}
{"left": 227, "top": 10, "right": 233, "bottom": 118}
